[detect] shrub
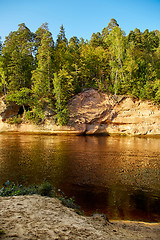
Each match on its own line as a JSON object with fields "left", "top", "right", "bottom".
{"left": 56, "top": 107, "right": 70, "bottom": 126}
{"left": 38, "top": 182, "right": 54, "bottom": 197}
{"left": 0, "top": 181, "right": 39, "bottom": 196}
{"left": 6, "top": 115, "right": 22, "bottom": 124}
{"left": 0, "top": 181, "right": 82, "bottom": 214}
{"left": 24, "top": 108, "right": 45, "bottom": 124}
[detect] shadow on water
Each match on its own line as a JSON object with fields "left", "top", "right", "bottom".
{"left": 0, "top": 133, "right": 160, "bottom": 222}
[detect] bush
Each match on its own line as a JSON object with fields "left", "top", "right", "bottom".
{"left": 0, "top": 181, "right": 82, "bottom": 214}
{"left": 6, "top": 115, "right": 22, "bottom": 124}
{"left": 0, "top": 181, "right": 39, "bottom": 196}
{"left": 56, "top": 107, "right": 70, "bottom": 126}
{"left": 24, "top": 108, "right": 45, "bottom": 124}
{"left": 38, "top": 182, "right": 53, "bottom": 197}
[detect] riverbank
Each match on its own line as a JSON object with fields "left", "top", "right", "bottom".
{"left": 1, "top": 89, "right": 160, "bottom": 136}
{"left": 0, "top": 195, "right": 160, "bottom": 240}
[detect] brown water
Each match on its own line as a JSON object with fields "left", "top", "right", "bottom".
{"left": 0, "top": 133, "right": 160, "bottom": 222}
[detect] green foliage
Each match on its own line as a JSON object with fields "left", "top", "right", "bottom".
{"left": 102, "top": 18, "right": 119, "bottom": 39}
{"left": 153, "top": 79, "right": 160, "bottom": 103}
{"left": 0, "top": 36, "right": 2, "bottom": 53}
{"left": 0, "top": 181, "right": 82, "bottom": 214}
{"left": 0, "top": 182, "right": 39, "bottom": 196}
{"left": 58, "top": 196, "right": 80, "bottom": 210}
{"left": 55, "top": 107, "right": 70, "bottom": 125}
{"left": 38, "top": 182, "right": 53, "bottom": 197}
{"left": 107, "top": 26, "right": 126, "bottom": 95}
{"left": 6, "top": 88, "right": 32, "bottom": 106}
{"left": 54, "top": 25, "right": 69, "bottom": 72}
{"left": 2, "top": 23, "right": 34, "bottom": 92}
{"left": 0, "top": 58, "right": 7, "bottom": 94}
{"left": 53, "top": 69, "right": 73, "bottom": 125}
{"left": 80, "top": 45, "right": 109, "bottom": 89}
{"left": 25, "top": 107, "right": 45, "bottom": 124}
{"left": 6, "top": 115, "right": 22, "bottom": 124}
{"left": 34, "top": 23, "right": 50, "bottom": 52}
{"left": 56, "top": 189, "right": 83, "bottom": 214}
{"left": 0, "top": 180, "right": 54, "bottom": 197}
{"left": 32, "top": 31, "right": 54, "bottom": 99}
{"left": 0, "top": 19, "right": 159, "bottom": 127}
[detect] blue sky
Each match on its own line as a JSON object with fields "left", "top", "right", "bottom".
{"left": 1, "top": 0, "right": 160, "bottom": 42}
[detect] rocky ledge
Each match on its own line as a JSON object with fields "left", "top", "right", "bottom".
{"left": 0, "top": 88, "right": 160, "bottom": 136}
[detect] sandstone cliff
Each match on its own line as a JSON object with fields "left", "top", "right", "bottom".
{"left": 0, "top": 88, "right": 160, "bottom": 136}
{"left": 68, "top": 88, "right": 160, "bottom": 135}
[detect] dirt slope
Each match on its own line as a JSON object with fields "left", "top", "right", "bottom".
{"left": 1, "top": 195, "right": 160, "bottom": 240}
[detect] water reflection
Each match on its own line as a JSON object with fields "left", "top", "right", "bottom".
{"left": 0, "top": 133, "right": 160, "bottom": 222}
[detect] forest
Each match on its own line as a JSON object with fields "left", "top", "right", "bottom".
{"left": 0, "top": 18, "right": 160, "bottom": 125}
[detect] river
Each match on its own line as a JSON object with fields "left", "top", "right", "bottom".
{"left": 0, "top": 133, "right": 160, "bottom": 222}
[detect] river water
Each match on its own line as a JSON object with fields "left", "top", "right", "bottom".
{"left": 0, "top": 133, "right": 160, "bottom": 222}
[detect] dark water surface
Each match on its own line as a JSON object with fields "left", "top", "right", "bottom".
{"left": 0, "top": 133, "right": 160, "bottom": 222}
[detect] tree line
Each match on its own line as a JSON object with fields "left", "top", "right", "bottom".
{"left": 0, "top": 19, "right": 160, "bottom": 125}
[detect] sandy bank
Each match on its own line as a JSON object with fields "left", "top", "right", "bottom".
{"left": 0, "top": 195, "right": 160, "bottom": 240}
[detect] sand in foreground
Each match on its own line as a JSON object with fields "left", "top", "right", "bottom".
{"left": 0, "top": 195, "right": 160, "bottom": 240}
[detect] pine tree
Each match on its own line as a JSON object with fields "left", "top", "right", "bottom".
{"left": 2, "top": 23, "right": 34, "bottom": 92}
{"left": 34, "top": 23, "right": 50, "bottom": 55}
{"left": 54, "top": 25, "right": 68, "bottom": 72}
{"left": 32, "top": 31, "right": 54, "bottom": 100}
{"left": 89, "top": 32, "right": 103, "bottom": 47}
{"left": 102, "top": 18, "right": 119, "bottom": 39}
{"left": 56, "top": 25, "right": 68, "bottom": 46}
{"left": 0, "top": 36, "right": 2, "bottom": 54}
{"left": 53, "top": 69, "right": 73, "bottom": 125}
{"left": 0, "top": 57, "right": 7, "bottom": 95}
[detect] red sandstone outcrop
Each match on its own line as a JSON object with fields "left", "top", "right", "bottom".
{"left": 0, "top": 88, "right": 160, "bottom": 135}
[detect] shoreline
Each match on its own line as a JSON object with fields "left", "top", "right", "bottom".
{"left": 1, "top": 195, "right": 160, "bottom": 240}
{"left": 1, "top": 88, "right": 160, "bottom": 137}
{"left": 1, "top": 128, "right": 160, "bottom": 137}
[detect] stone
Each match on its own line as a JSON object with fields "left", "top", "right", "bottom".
{"left": 68, "top": 88, "right": 160, "bottom": 136}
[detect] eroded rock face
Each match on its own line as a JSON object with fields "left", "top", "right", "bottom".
{"left": 68, "top": 88, "right": 160, "bottom": 135}
{"left": 0, "top": 98, "right": 20, "bottom": 121}
{"left": 0, "top": 89, "right": 160, "bottom": 135}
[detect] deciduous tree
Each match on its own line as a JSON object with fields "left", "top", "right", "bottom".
{"left": 107, "top": 26, "right": 126, "bottom": 94}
